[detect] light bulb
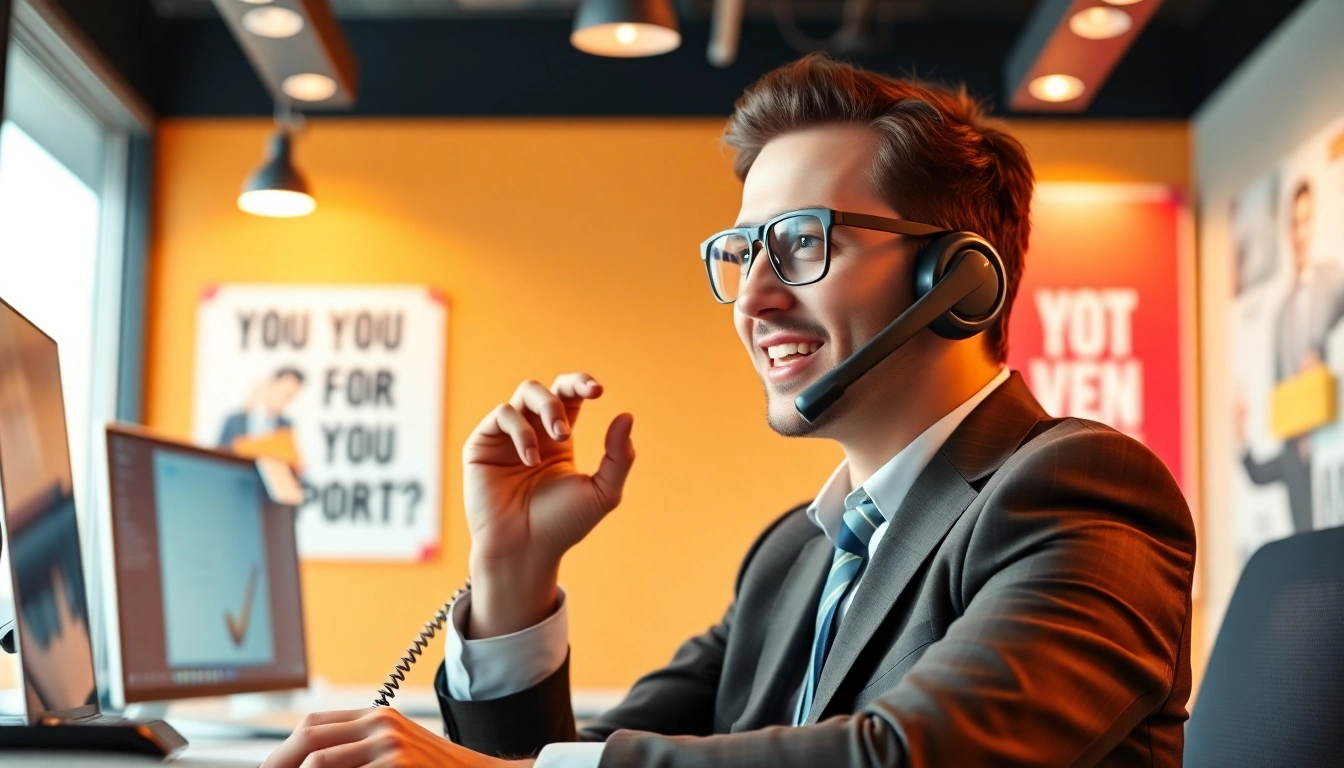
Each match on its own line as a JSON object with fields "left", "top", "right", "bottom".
{"left": 282, "top": 73, "right": 338, "bottom": 102}
{"left": 242, "top": 6, "right": 304, "bottom": 38}
{"left": 238, "top": 189, "right": 316, "bottom": 218}
{"left": 615, "top": 24, "right": 638, "bottom": 44}
{"left": 1069, "top": 6, "right": 1132, "bottom": 40}
{"left": 1029, "top": 74, "right": 1086, "bottom": 103}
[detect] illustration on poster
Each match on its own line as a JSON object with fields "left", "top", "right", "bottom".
{"left": 194, "top": 286, "right": 446, "bottom": 561}
{"left": 1230, "top": 114, "right": 1344, "bottom": 563}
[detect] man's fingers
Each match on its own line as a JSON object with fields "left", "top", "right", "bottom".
{"left": 296, "top": 738, "right": 377, "bottom": 768}
{"left": 475, "top": 403, "right": 540, "bottom": 466}
{"left": 552, "top": 373, "right": 603, "bottom": 425}
{"left": 591, "top": 413, "right": 636, "bottom": 508}
{"left": 294, "top": 710, "right": 367, "bottom": 728}
{"left": 511, "top": 379, "right": 572, "bottom": 442}
{"left": 262, "top": 716, "right": 366, "bottom": 768}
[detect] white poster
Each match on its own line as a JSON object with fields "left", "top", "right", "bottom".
{"left": 1229, "top": 113, "right": 1344, "bottom": 564}
{"left": 193, "top": 285, "right": 447, "bottom": 561}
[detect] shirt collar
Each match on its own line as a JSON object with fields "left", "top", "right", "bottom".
{"left": 806, "top": 367, "right": 1010, "bottom": 545}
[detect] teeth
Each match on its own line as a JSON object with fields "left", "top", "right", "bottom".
{"left": 766, "top": 342, "right": 821, "bottom": 361}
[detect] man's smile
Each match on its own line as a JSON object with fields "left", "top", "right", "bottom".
{"left": 757, "top": 334, "right": 827, "bottom": 382}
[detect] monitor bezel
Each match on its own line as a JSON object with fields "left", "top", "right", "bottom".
{"left": 102, "top": 422, "right": 310, "bottom": 705}
{"left": 0, "top": 296, "right": 101, "bottom": 724}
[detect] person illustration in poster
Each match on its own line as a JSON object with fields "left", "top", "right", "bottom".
{"left": 1240, "top": 179, "right": 1344, "bottom": 533}
{"left": 218, "top": 367, "right": 306, "bottom": 467}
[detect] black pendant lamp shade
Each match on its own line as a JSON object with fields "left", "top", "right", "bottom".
{"left": 571, "top": 0, "right": 680, "bottom": 57}
{"left": 238, "top": 129, "right": 316, "bottom": 218}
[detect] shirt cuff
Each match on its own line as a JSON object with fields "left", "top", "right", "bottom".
{"left": 535, "top": 741, "right": 606, "bottom": 768}
{"left": 443, "top": 587, "right": 569, "bottom": 701}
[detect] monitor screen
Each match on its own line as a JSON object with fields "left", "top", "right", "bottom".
{"left": 0, "top": 298, "right": 99, "bottom": 723}
{"left": 106, "top": 427, "right": 308, "bottom": 702}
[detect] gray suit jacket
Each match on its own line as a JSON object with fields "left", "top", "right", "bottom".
{"left": 435, "top": 372, "right": 1195, "bottom": 767}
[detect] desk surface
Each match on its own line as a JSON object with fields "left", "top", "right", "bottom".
{"left": 0, "top": 686, "right": 623, "bottom": 766}
{"left": 0, "top": 717, "right": 445, "bottom": 767}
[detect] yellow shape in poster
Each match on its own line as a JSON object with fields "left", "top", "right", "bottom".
{"left": 231, "top": 427, "right": 302, "bottom": 470}
{"left": 1270, "top": 364, "right": 1337, "bottom": 439}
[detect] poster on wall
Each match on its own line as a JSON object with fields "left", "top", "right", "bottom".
{"left": 193, "top": 285, "right": 447, "bottom": 561}
{"left": 1008, "top": 183, "right": 1194, "bottom": 493}
{"left": 1229, "top": 115, "right": 1344, "bottom": 564}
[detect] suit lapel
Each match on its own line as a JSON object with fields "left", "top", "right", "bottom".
{"left": 733, "top": 534, "right": 831, "bottom": 731}
{"left": 804, "top": 372, "right": 1048, "bottom": 722}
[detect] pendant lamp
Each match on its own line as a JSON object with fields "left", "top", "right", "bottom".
{"left": 571, "top": 0, "right": 680, "bottom": 58}
{"left": 238, "top": 128, "right": 316, "bottom": 218}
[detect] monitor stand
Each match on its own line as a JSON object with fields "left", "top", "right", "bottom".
{"left": 0, "top": 718, "right": 188, "bottom": 757}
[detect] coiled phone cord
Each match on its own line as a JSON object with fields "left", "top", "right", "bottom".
{"left": 372, "top": 579, "right": 471, "bottom": 708}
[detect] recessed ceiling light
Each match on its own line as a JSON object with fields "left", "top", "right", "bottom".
{"left": 1029, "top": 74, "right": 1086, "bottom": 103}
{"left": 242, "top": 6, "right": 305, "bottom": 39}
{"left": 1070, "top": 6, "right": 1133, "bottom": 39}
{"left": 282, "top": 73, "right": 338, "bottom": 102}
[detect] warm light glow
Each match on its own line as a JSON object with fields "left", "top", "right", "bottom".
{"left": 1102, "top": 0, "right": 1144, "bottom": 5}
{"left": 282, "top": 73, "right": 338, "bottom": 102}
{"left": 1069, "top": 6, "right": 1132, "bottom": 39}
{"left": 1029, "top": 74, "right": 1086, "bottom": 103}
{"left": 238, "top": 0, "right": 273, "bottom": 4}
{"left": 241, "top": 6, "right": 304, "bottom": 38}
{"left": 571, "top": 23, "right": 680, "bottom": 57}
{"left": 238, "top": 189, "right": 315, "bottom": 218}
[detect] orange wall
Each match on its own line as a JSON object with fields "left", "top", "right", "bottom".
{"left": 146, "top": 117, "right": 1192, "bottom": 692}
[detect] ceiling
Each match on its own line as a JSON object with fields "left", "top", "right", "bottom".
{"left": 153, "top": 0, "right": 1221, "bottom": 22}
{"left": 71, "top": 0, "right": 1306, "bottom": 118}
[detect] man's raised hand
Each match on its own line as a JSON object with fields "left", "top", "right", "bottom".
{"left": 462, "top": 373, "right": 635, "bottom": 638}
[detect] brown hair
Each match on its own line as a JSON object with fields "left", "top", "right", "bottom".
{"left": 723, "top": 54, "right": 1034, "bottom": 364}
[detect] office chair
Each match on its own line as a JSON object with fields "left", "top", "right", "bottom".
{"left": 1185, "top": 526, "right": 1344, "bottom": 767}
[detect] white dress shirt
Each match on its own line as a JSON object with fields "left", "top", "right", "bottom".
{"left": 445, "top": 368, "right": 1009, "bottom": 768}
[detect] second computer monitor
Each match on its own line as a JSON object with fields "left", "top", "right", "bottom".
{"left": 104, "top": 426, "right": 308, "bottom": 704}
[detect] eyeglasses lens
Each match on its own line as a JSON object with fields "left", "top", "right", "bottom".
{"left": 767, "top": 215, "right": 827, "bottom": 285}
{"left": 707, "top": 233, "right": 752, "bottom": 302}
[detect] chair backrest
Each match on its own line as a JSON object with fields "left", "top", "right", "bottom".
{"left": 1185, "top": 526, "right": 1344, "bottom": 767}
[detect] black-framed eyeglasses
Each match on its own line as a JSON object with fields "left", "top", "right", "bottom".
{"left": 698, "top": 208, "right": 947, "bottom": 304}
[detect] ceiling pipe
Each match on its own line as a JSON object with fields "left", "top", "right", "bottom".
{"left": 707, "top": 0, "right": 743, "bottom": 67}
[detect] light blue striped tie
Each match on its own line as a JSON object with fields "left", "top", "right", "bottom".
{"left": 794, "top": 489, "right": 881, "bottom": 725}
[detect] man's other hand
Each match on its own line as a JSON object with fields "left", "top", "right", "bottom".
{"left": 262, "top": 707, "right": 532, "bottom": 768}
{"left": 463, "top": 373, "right": 636, "bottom": 639}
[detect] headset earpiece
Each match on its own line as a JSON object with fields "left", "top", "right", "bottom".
{"left": 913, "top": 232, "right": 1007, "bottom": 340}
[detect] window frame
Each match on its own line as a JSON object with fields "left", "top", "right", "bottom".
{"left": 6, "top": 0, "right": 154, "bottom": 711}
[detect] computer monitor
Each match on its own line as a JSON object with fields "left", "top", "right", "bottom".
{"left": 104, "top": 425, "right": 308, "bottom": 705}
{"left": 0, "top": 297, "right": 99, "bottom": 724}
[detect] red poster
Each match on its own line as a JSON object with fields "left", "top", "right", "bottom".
{"left": 1007, "top": 183, "right": 1194, "bottom": 490}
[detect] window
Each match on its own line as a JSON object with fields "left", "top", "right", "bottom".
{"left": 1, "top": 40, "right": 123, "bottom": 540}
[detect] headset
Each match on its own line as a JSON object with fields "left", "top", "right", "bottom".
{"left": 793, "top": 231, "right": 1007, "bottom": 423}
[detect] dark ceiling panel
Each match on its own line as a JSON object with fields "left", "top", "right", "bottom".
{"left": 52, "top": 0, "right": 165, "bottom": 109}
{"left": 147, "top": 0, "right": 1305, "bottom": 118}
{"left": 160, "top": 15, "right": 1036, "bottom": 117}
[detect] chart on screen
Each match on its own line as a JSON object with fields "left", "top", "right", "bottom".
{"left": 153, "top": 451, "right": 275, "bottom": 668}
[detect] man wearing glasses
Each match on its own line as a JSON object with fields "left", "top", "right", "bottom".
{"left": 266, "top": 55, "right": 1194, "bottom": 768}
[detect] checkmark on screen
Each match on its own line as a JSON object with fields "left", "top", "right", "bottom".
{"left": 226, "top": 566, "right": 260, "bottom": 647}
